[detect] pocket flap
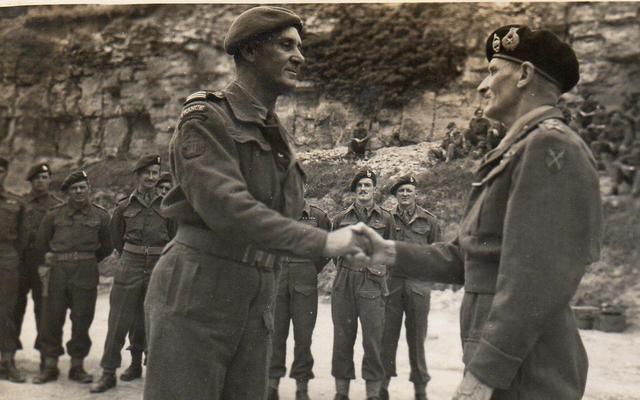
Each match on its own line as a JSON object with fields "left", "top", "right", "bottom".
{"left": 357, "top": 289, "right": 381, "bottom": 300}
{"left": 293, "top": 284, "right": 316, "bottom": 296}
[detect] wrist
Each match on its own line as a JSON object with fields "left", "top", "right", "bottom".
{"left": 382, "top": 240, "right": 397, "bottom": 265}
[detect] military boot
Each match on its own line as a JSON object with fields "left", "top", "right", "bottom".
{"left": 120, "top": 352, "right": 143, "bottom": 381}
{"left": 0, "top": 354, "right": 25, "bottom": 384}
{"left": 69, "top": 357, "right": 93, "bottom": 383}
{"left": 90, "top": 371, "right": 117, "bottom": 393}
{"left": 33, "top": 357, "right": 59, "bottom": 384}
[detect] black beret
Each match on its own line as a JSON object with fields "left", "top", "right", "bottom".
{"left": 486, "top": 25, "right": 579, "bottom": 93}
{"left": 390, "top": 175, "right": 417, "bottom": 195}
{"left": 26, "top": 163, "right": 51, "bottom": 181}
{"left": 134, "top": 154, "right": 161, "bottom": 173}
{"left": 61, "top": 170, "right": 88, "bottom": 192}
{"left": 157, "top": 172, "right": 172, "bottom": 185}
{"left": 350, "top": 169, "right": 377, "bottom": 192}
{"left": 224, "top": 6, "right": 303, "bottom": 55}
{"left": 0, "top": 157, "right": 8, "bottom": 170}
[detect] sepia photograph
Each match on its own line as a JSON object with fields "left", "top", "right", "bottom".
{"left": 0, "top": 2, "right": 638, "bottom": 399}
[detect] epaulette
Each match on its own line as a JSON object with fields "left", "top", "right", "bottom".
{"left": 116, "top": 195, "right": 129, "bottom": 203}
{"left": 184, "top": 90, "right": 225, "bottom": 106}
{"left": 539, "top": 118, "right": 567, "bottom": 134}
{"left": 92, "top": 202, "right": 108, "bottom": 212}
{"left": 420, "top": 207, "right": 437, "bottom": 219}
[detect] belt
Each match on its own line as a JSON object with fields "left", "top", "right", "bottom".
{"left": 339, "top": 262, "right": 367, "bottom": 272}
{"left": 174, "top": 224, "right": 282, "bottom": 270}
{"left": 285, "top": 256, "right": 313, "bottom": 264}
{"left": 51, "top": 252, "right": 95, "bottom": 261}
{"left": 123, "top": 242, "right": 165, "bottom": 256}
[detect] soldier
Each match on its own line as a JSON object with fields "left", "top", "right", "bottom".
{"left": 331, "top": 169, "right": 395, "bottom": 400}
{"left": 0, "top": 157, "right": 26, "bottom": 383}
{"left": 143, "top": 6, "right": 366, "bottom": 400}
{"left": 13, "top": 163, "right": 63, "bottom": 362}
{"left": 91, "top": 155, "right": 175, "bottom": 393}
{"left": 156, "top": 171, "right": 173, "bottom": 197}
{"left": 355, "top": 25, "right": 603, "bottom": 400}
{"left": 346, "top": 121, "right": 372, "bottom": 159}
{"left": 268, "top": 201, "right": 331, "bottom": 400}
{"left": 464, "top": 108, "right": 491, "bottom": 150}
{"left": 33, "top": 170, "right": 113, "bottom": 384}
{"left": 381, "top": 176, "right": 441, "bottom": 400}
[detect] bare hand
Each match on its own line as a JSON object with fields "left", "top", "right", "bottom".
{"left": 323, "top": 223, "right": 371, "bottom": 258}
{"left": 452, "top": 373, "right": 494, "bottom": 400}
{"left": 348, "top": 224, "right": 397, "bottom": 266}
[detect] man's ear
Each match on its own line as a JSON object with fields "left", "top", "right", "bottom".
{"left": 516, "top": 61, "right": 536, "bottom": 89}
{"left": 239, "top": 43, "right": 258, "bottom": 63}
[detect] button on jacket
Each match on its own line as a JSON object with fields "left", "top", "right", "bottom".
{"left": 394, "top": 106, "right": 603, "bottom": 399}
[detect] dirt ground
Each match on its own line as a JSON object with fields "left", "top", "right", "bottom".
{"left": 1, "top": 290, "right": 639, "bottom": 400}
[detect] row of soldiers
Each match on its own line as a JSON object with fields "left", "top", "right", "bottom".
{"left": 0, "top": 155, "right": 174, "bottom": 390}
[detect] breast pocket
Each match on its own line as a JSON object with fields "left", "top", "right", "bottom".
{"left": 406, "top": 222, "right": 432, "bottom": 244}
{"left": 0, "top": 202, "right": 20, "bottom": 239}
{"left": 123, "top": 208, "right": 144, "bottom": 241}
{"left": 369, "top": 221, "right": 387, "bottom": 236}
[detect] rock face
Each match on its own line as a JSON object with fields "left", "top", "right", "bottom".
{"left": 0, "top": 3, "right": 638, "bottom": 190}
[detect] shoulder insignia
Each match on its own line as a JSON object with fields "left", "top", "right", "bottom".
{"left": 545, "top": 147, "right": 566, "bottom": 173}
{"left": 540, "top": 118, "right": 567, "bottom": 134}
{"left": 208, "top": 91, "right": 225, "bottom": 100}
{"left": 181, "top": 132, "right": 207, "bottom": 160}
{"left": 184, "top": 91, "right": 208, "bottom": 105}
{"left": 180, "top": 103, "right": 207, "bottom": 120}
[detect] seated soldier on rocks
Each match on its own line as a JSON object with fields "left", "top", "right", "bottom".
{"left": 346, "top": 121, "right": 372, "bottom": 160}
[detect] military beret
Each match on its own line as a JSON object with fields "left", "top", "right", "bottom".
{"left": 157, "top": 171, "right": 172, "bottom": 185}
{"left": 224, "top": 6, "right": 303, "bottom": 55}
{"left": 26, "top": 163, "right": 51, "bottom": 181}
{"left": 61, "top": 170, "right": 88, "bottom": 192}
{"left": 134, "top": 154, "right": 161, "bottom": 173}
{"left": 350, "top": 169, "right": 377, "bottom": 192}
{"left": 390, "top": 175, "right": 417, "bottom": 195}
{"left": 0, "top": 157, "right": 8, "bottom": 170}
{"left": 486, "top": 25, "right": 579, "bottom": 93}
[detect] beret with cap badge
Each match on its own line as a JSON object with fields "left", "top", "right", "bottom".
{"left": 157, "top": 171, "right": 172, "bottom": 185}
{"left": 224, "top": 6, "right": 303, "bottom": 55}
{"left": 390, "top": 175, "right": 417, "bottom": 195}
{"left": 26, "top": 162, "right": 51, "bottom": 181}
{"left": 134, "top": 154, "right": 161, "bottom": 173}
{"left": 61, "top": 170, "right": 88, "bottom": 192}
{"left": 486, "top": 25, "right": 579, "bottom": 93}
{"left": 350, "top": 169, "right": 377, "bottom": 192}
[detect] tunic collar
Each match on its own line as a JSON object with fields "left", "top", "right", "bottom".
{"left": 224, "top": 81, "right": 270, "bottom": 126}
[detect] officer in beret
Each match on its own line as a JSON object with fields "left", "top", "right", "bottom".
{"left": 34, "top": 170, "right": 113, "bottom": 384}
{"left": 156, "top": 172, "right": 173, "bottom": 197}
{"left": 13, "top": 163, "right": 63, "bottom": 363}
{"left": 91, "top": 155, "right": 175, "bottom": 393}
{"left": 381, "top": 176, "right": 441, "bottom": 400}
{"left": 331, "top": 169, "right": 395, "bottom": 400}
{"left": 144, "top": 7, "right": 366, "bottom": 400}
{"left": 268, "top": 199, "right": 331, "bottom": 400}
{"left": 0, "top": 157, "right": 26, "bottom": 383}
{"left": 354, "top": 26, "right": 602, "bottom": 400}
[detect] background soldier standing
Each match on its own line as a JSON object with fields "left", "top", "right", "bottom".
{"left": 381, "top": 176, "right": 441, "bottom": 400}
{"left": 331, "top": 169, "right": 394, "bottom": 400}
{"left": 91, "top": 155, "right": 175, "bottom": 393}
{"left": 14, "top": 163, "right": 62, "bottom": 366}
{"left": 356, "top": 25, "right": 603, "bottom": 400}
{"left": 34, "top": 170, "right": 113, "bottom": 384}
{"left": 143, "top": 6, "right": 365, "bottom": 400}
{"left": 269, "top": 201, "right": 331, "bottom": 400}
{"left": 0, "top": 157, "right": 26, "bottom": 383}
{"left": 155, "top": 171, "right": 173, "bottom": 198}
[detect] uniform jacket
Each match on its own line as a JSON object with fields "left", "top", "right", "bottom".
{"left": 110, "top": 190, "right": 176, "bottom": 253}
{"left": 333, "top": 202, "right": 395, "bottom": 275}
{"left": 0, "top": 188, "right": 25, "bottom": 249}
{"left": 286, "top": 202, "right": 332, "bottom": 272}
{"left": 161, "top": 81, "right": 327, "bottom": 264}
{"left": 394, "top": 106, "right": 603, "bottom": 399}
{"left": 23, "top": 192, "right": 64, "bottom": 249}
{"left": 36, "top": 201, "right": 113, "bottom": 263}
{"left": 391, "top": 205, "right": 441, "bottom": 279}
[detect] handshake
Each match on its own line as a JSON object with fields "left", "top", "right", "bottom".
{"left": 322, "top": 222, "right": 397, "bottom": 266}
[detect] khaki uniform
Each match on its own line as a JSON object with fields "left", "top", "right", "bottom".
{"left": 269, "top": 203, "right": 331, "bottom": 383}
{"left": 0, "top": 189, "right": 25, "bottom": 354}
{"left": 14, "top": 191, "right": 63, "bottom": 351}
{"left": 331, "top": 203, "right": 394, "bottom": 382}
{"left": 382, "top": 205, "right": 441, "bottom": 385}
{"left": 144, "top": 82, "right": 328, "bottom": 400}
{"left": 394, "top": 107, "right": 603, "bottom": 399}
{"left": 36, "top": 201, "right": 112, "bottom": 359}
{"left": 99, "top": 191, "right": 174, "bottom": 371}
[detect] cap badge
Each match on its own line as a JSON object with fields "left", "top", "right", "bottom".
{"left": 501, "top": 27, "right": 520, "bottom": 51}
{"left": 366, "top": 171, "right": 372, "bottom": 178}
{"left": 81, "top": 171, "right": 88, "bottom": 178}
{"left": 492, "top": 33, "right": 501, "bottom": 53}
{"left": 42, "top": 165, "right": 48, "bottom": 171}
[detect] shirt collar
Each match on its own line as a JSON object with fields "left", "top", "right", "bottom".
{"left": 353, "top": 202, "right": 382, "bottom": 218}
{"left": 224, "top": 81, "right": 270, "bottom": 126}
{"left": 131, "top": 189, "right": 160, "bottom": 207}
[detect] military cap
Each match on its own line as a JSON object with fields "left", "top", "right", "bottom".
{"left": 224, "top": 6, "right": 303, "bottom": 55}
{"left": 486, "top": 25, "right": 579, "bottom": 93}
{"left": 157, "top": 171, "right": 172, "bottom": 185}
{"left": 390, "top": 175, "right": 417, "bottom": 195}
{"left": 350, "top": 169, "right": 377, "bottom": 192}
{"left": 134, "top": 154, "right": 161, "bottom": 173}
{"left": 61, "top": 170, "right": 88, "bottom": 192}
{"left": 26, "top": 162, "right": 51, "bottom": 181}
{"left": 0, "top": 157, "right": 8, "bottom": 170}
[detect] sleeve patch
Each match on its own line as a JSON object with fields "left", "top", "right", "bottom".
{"left": 545, "top": 148, "right": 566, "bottom": 173}
{"left": 181, "top": 133, "right": 207, "bottom": 159}
{"left": 180, "top": 104, "right": 206, "bottom": 120}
